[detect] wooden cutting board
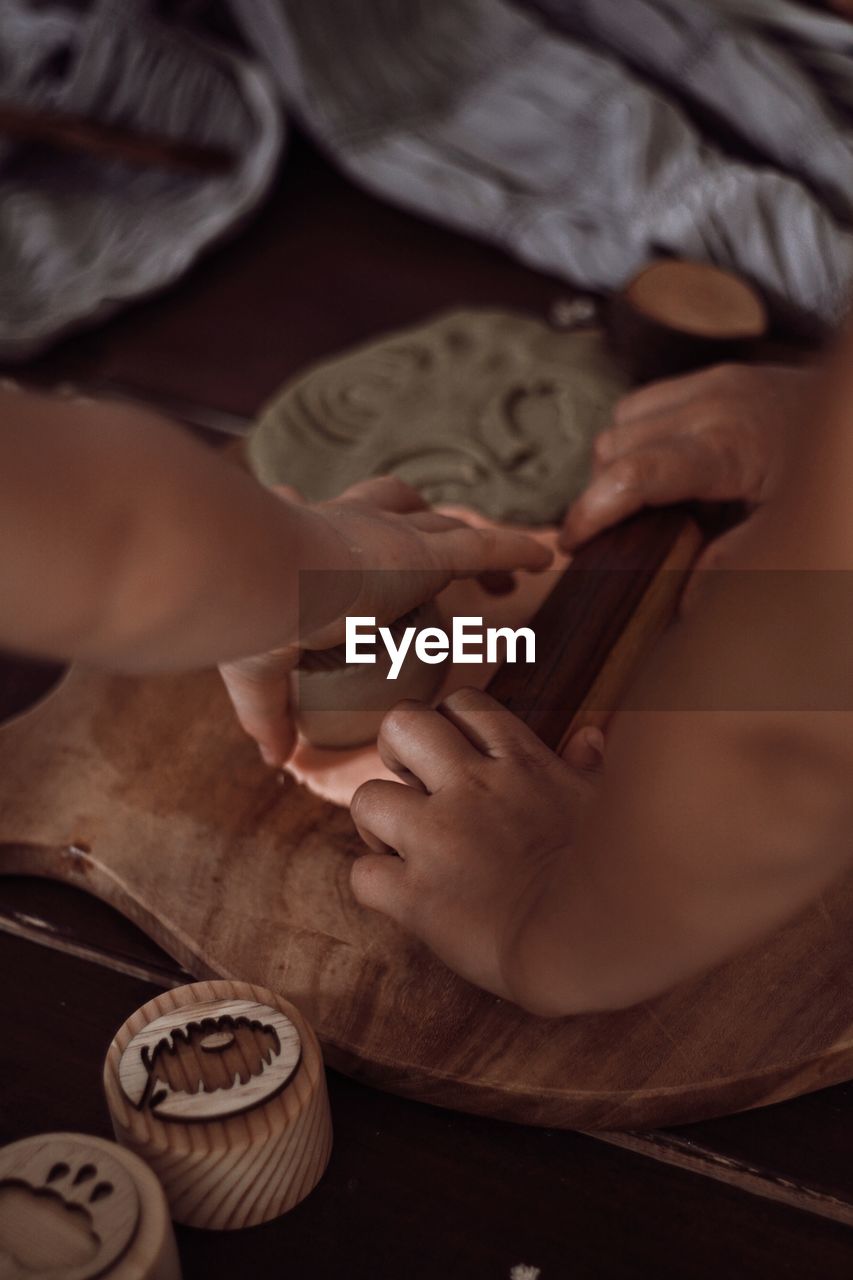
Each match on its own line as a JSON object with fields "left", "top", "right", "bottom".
{"left": 3, "top": 512, "right": 853, "bottom": 1131}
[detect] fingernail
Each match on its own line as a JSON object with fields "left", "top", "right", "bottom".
{"left": 260, "top": 745, "right": 279, "bottom": 768}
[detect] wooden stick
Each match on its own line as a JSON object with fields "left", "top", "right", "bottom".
{"left": 0, "top": 102, "right": 234, "bottom": 176}
{"left": 487, "top": 508, "right": 703, "bottom": 753}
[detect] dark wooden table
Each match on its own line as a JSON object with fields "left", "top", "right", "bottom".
{"left": 3, "top": 134, "right": 853, "bottom": 1280}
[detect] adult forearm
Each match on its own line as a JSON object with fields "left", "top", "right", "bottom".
{"left": 0, "top": 392, "right": 360, "bottom": 669}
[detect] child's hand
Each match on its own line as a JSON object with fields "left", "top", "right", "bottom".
{"left": 349, "top": 688, "right": 603, "bottom": 1006}
{"left": 561, "top": 364, "right": 815, "bottom": 551}
{"left": 220, "top": 478, "right": 552, "bottom": 767}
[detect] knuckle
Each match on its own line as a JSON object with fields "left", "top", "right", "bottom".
{"left": 456, "top": 762, "right": 492, "bottom": 796}
{"left": 610, "top": 452, "right": 655, "bottom": 490}
{"left": 441, "top": 686, "right": 485, "bottom": 714}
{"left": 380, "top": 700, "right": 426, "bottom": 740}
{"left": 703, "top": 430, "right": 743, "bottom": 479}
{"left": 505, "top": 739, "right": 545, "bottom": 771}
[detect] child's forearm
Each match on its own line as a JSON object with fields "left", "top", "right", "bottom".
{"left": 516, "top": 340, "right": 853, "bottom": 1015}
{"left": 510, "top": 526, "right": 853, "bottom": 1015}
{"left": 510, "top": 699, "right": 853, "bottom": 1016}
{"left": 0, "top": 390, "right": 360, "bottom": 669}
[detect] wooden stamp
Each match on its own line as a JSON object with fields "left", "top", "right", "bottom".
{"left": 607, "top": 259, "right": 768, "bottom": 383}
{"left": 103, "top": 980, "right": 332, "bottom": 1230}
{"left": 0, "top": 1131, "right": 181, "bottom": 1279}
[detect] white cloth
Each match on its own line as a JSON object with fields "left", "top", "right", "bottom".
{"left": 4, "top": 0, "right": 853, "bottom": 356}
{"left": 0, "top": 0, "right": 282, "bottom": 360}
{"left": 229, "top": 0, "right": 853, "bottom": 328}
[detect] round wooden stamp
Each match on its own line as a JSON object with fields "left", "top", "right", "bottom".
{"left": 103, "top": 981, "right": 332, "bottom": 1230}
{"left": 0, "top": 1131, "right": 181, "bottom": 1279}
{"left": 606, "top": 259, "right": 768, "bottom": 383}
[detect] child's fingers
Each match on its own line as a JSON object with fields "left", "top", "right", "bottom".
{"left": 378, "top": 699, "right": 482, "bottom": 793}
{"left": 350, "top": 851, "right": 410, "bottom": 925}
{"left": 563, "top": 724, "right": 606, "bottom": 774}
{"left": 437, "top": 687, "right": 556, "bottom": 762}
{"left": 351, "top": 777, "right": 427, "bottom": 857}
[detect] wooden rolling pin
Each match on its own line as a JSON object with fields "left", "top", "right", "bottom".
{"left": 487, "top": 507, "right": 703, "bottom": 753}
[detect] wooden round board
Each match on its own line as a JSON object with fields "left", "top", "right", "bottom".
{"left": 3, "top": 660, "right": 853, "bottom": 1131}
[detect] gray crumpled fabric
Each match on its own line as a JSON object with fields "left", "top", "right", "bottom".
{"left": 5, "top": 0, "right": 853, "bottom": 356}
{"left": 229, "top": 0, "right": 853, "bottom": 328}
{"left": 0, "top": 0, "right": 282, "bottom": 360}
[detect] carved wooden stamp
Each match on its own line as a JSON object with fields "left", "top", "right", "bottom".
{"left": 0, "top": 1131, "right": 181, "bottom": 1279}
{"left": 103, "top": 981, "right": 332, "bottom": 1230}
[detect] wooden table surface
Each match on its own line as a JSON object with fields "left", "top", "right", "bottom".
{"left": 3, "top": 133, "right": 853, "bottom": 1279}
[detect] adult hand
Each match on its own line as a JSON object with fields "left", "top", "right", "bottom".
{"left": 220, "top": 477, "right": 552, "bottom": 767}
{"left": 561, "top": 364, "right": 816, "bottom": 552}
{"left": 297, "top": 476, "right": 552, "bottom": 650}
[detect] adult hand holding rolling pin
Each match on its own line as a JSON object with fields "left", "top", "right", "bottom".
{"left": 352, "top": 337, "right": 853, "bottom": 1014}
{"left": 560, "top": 364, "right": 819, "bottom": 556}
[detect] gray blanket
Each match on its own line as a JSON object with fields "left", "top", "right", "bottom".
{"left": 0, "top": 0, "right": 282, "bottom": 359}
{"left": 230, "top": 0, "right": 853, "bottom": 327}
{"left": 3, "top": 0, "right": 853, "bottom": 359}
